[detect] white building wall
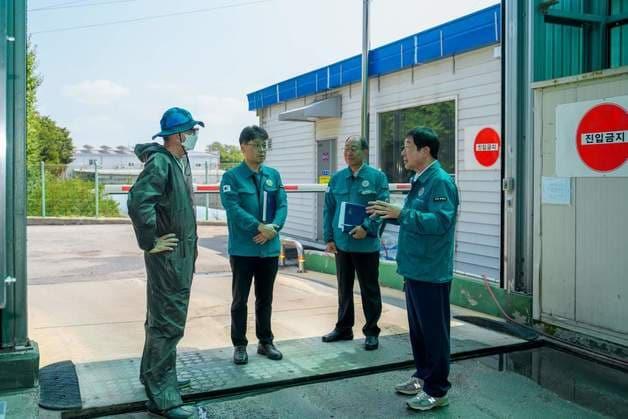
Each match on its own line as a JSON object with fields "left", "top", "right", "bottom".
{"left": 261, "top": 45, "right": 502, "bottom": 280}
{"left": 262, "top": 104, "right": 317, "bottom": 240}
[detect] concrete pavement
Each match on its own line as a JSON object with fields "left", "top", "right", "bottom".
{"left": 27, "top": 225, "right": 408, "bottom": 367}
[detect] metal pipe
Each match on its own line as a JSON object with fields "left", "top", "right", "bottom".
{"left": 279, "top": 243, "right": 286, "bottom": 267}
{"left": 204, "top": 161, "right": 209, "bottom": 221}
{"left": 360, "top": 0, "right": 370, "bottom": 144}
{"left": 0, "top": 9, "right": 8, "bottom": 319}
{"left": 40, "top": 161, "right": 45, "bottom": 217}
{"left": 4, "top": 0, "right": 29, "bottom": 347}
{"left": 280, "top": 238, "right": 305, "bottom": 273}
{"left": 94, "top": 161, "right": 99, "bottom": 218}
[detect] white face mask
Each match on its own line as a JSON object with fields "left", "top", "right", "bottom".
{"left": 182, "top": 132, "right": 198, "bottom": 151}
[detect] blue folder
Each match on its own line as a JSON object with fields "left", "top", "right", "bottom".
{"left": 338, "top": 202, "right": 367, "bottom": 233}
{"left": 262, "top": 190, "right": 276, "bottom": 224}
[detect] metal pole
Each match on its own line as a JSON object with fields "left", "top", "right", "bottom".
{"left": 0, "top": 0, "right": 9, "bottom": 336}
{"left": 40, "top": 161, "right": 46, "bottom": 217}
{"left": 205, "top": 161, "right": 209, "bottom": 221}
{"left": 94, "top": 161, "right": 99, "bottom": 218}
{"left": 360, "top": 0, "right": 370, "bottom": 145}
{"left": 1, "top": 0, "right": 29, "bottom": 350}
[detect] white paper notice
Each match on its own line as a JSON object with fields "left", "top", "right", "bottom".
{"left": 541, "top": 177, "right": 571, "bottom": 205}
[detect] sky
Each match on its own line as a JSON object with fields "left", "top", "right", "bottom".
{"left": 28, "top": 0, "right": 497, "bottom": 150}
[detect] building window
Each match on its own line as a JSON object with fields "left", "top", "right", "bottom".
{"left": 379, "top": 100, "right": 455, "bottom": 183}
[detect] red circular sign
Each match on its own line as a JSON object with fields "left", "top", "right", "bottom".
{"left": 473, "top": 127, "right": 501, "bottom": 167}
{"left": 576, "top": 103, "right": 628, "bottom": 172}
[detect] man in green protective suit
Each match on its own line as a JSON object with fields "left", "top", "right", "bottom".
{"left": 128, "top": 107, "right": 204, "bottom": 419}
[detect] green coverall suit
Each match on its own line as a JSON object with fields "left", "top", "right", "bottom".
{"left": 127, "top": 143, "right": 198, "bottom": 411}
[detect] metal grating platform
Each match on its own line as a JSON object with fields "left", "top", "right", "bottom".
{"left": 71, "top": 321, "right": 524, "bottom": 415}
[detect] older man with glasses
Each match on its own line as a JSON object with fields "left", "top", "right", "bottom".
{"left": 321, "top": 135, "right": 389, "bottom": 351}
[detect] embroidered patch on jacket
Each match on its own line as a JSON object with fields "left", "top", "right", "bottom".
{"left": 418, "top": 187, "right": 425, "bottom": 196}
{"left": 362, "top": 180, "right": 370, "bottom": 187}
{"left": 266, "top": 179, "right": 274, "bottom": 187}
{"left": 433, "top": 196, "right": 447, "bottom": 202}
{"left": 222, "top": 185, "right": 231, "bottom": 192}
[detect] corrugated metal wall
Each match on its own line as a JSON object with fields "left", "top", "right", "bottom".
{"left": 610, "top": 0, "right": 628, "bottom": 68}
{"left": 533, "top": 68, "right": 628, "bottom": 345}
{"left": 533, "top": 0, "right": 628, "bottom": 81}
{"left": 262, "top": 45, "right": 502, "bottom": 281}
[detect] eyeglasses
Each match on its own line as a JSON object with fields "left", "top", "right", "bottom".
{"left": 246, "top": 141, "right": 268, "bottom": 150}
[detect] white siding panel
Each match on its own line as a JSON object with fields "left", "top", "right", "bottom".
{"left": 259, "top": 45, "right": 502, "bottom": 281}
{"left": 262, "top": 101, "right": 316, "bottom": 240}
{"left": 456, "top": 231, "right": 500, "bottom": 248}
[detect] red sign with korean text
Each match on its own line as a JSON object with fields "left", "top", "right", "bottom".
{"left": 473, "top": 127, "right": 501, "bottom": 167}
{"left": 575, "top": 103, "right": 628, "bottom": 172}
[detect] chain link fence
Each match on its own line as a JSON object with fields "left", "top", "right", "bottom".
{"left": 28, "top": 162, "right": 121, "bottom": 218}
{"left": 28, "top": 161, "right": 229, "bottom": 220}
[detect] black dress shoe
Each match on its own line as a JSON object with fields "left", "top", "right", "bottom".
{"left": 233, "top": 345, "right": 248, "bottom": 365}
{"left": 364, "top": 335, "right": 379, "bottom": 350}
{"left": 322, "top": 329, "right": 354, "bottom": 343}
{"left": 257, "top": 343, "right": 283, "bottom": 360}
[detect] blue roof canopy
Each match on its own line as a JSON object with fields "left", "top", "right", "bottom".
{"left": 247, "top": 4, "right": 501, "bottom": 111}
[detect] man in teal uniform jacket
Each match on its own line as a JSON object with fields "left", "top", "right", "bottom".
{"left": 220, "top": 125, "right": 288, "bottom": 365}
{"left": 368, "top": 127, "right": 459, "bottom": 412}
{"left": 322, "top": 136, "right": 389, "bottom": 350}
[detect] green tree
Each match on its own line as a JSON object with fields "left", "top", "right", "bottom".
{"left": 37, "top": 116, "right": 74, "bottom": 164}
{"left": 207, "top": 141, "right": 243, "bottom": 168}
{"left": 25, "top": 41, "right": 120, "bottom": 217}
{"left": 26, "top": 41, "right": 75, "bottom": 166}
{"left": 26, "top": 40, "right": 42, "bottom": 169}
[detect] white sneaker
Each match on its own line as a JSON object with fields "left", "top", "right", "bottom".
{"left": 406, "top": 391, "right": 449, "bottom": 411}
{"left": 394, "top": 376, "right": 422, "bottom": 395}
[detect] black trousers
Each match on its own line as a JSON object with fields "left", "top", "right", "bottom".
{"left": 230, "top": 256, "right": 279, "bottom": 347}
{"left": 405, "top": 278, "right": 452, "bottom": 397}
{"left": 334, "top": 250, "right": 382, "bottom": 337}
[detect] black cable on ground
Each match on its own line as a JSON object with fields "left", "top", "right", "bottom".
{"left": 471, "top": 274, "right": 628, "bottom": 371}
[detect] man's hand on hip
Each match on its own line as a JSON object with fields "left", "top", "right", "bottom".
{"left": 148, "top": 233, "right": 178, "bottom": 254}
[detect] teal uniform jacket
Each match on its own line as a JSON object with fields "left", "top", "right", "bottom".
{"left": 323, "top": 164, "right": 389, "bottom": 253}
{"left": 395, "top": 161, "right": 459, "bottom": 283}
{"left": 220, "top": 162, "right": 288, "bottom": 257}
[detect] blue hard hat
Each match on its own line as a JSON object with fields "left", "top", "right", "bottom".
{"left": 152, "top": 107, "right": 205, "bottom": 139}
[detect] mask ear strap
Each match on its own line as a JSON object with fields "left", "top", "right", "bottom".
{"left": 184, "top": 150, "right": 191, "bottom": 176}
